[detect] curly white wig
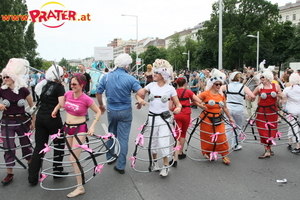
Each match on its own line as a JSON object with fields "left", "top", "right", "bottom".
{"left": 289, "top": 73, "right": 300, "bottom": 85}
{"left": 256, "top": 60, "right": 275, "bottom": 89}
{"left": 152, "top": 59, "right": 173, "bottom": 84}
{"left": 35, "top": 65, "right": 63, "bottom": 96}
{"left": 1, "top": 58, "right": 29, "bottom": 94}
{"left": 114, "top": 54, "right": 132, "bottom": 68}
{"left": 205, "top": 69, "right": 226, "bottom": 94}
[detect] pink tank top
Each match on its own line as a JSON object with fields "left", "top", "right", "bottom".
{"left": 64, "top": 91, "right": 94, "bottom": 116}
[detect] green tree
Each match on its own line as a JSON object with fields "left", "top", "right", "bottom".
{"left": 41, "top": 60, "right": 52, "bottom": 71}
{"left": 140, "top": 45, "right": 163, "bottom": 66}
{"left": 197, "top": 0, "right": 281, "bottom": 70}
{"left": 34, "top": 57, "right": 43, "bottom": 69}
{"left": 184, "top": 36, "right": 198, "bottom": 70}
{"left": 24, "top": 22, "right": 38, "bottom": 67}
{"left": 167, "top": 34, "right": 186, "bottom": 71}
{"left": 287, "top": 24, "right": 300, "bottom": 60}
{"left": 0, "top": 0, "right": 28, "bottom": 69}
{"left": 58, "top": 57, "right": 69, "bottom": 70}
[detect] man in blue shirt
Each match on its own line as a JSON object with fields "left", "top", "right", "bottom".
{"left": 96, "top": 54, "right": 143, "bottom": 174}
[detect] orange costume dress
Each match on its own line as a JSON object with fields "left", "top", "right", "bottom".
{"left": 198, "top": 90, "right": 229, "bottom": 157}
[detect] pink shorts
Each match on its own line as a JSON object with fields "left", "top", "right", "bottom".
{"left": 63, "top": 123, "right": 88, "bottom": 135}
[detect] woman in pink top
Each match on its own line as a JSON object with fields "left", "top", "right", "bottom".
{"left": 54, "top": 74, "right": 101, "bottom": 198}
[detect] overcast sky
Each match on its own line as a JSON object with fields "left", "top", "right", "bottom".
{"left": 26, "top": 0, "right": 291, "bottom": 62}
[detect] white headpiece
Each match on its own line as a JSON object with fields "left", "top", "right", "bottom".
{"left": 152, "top": 59, "right": 173, "bottom": 84}
{"left": 35, "top": 65, "right": 63, "bottom": 96}
{"left": 289, "top": 73, "right": 300, "bottom": 85}
{"left": 205, "top": 68, "right": 226, "bottom": 94}
{"left": 229, "top": 71, "right": 241, "bottom": 83}
{"left": 114, "top": 54, "right": 132, "bottom": 68}
{"left": 1, "top": 58, "right": 29, "bottom": 94}
{"left": 258, "top": 60, "right": 274, "bottom": 89}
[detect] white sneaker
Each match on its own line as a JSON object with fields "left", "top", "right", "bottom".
{"left": 233, "top": 145, "right": 242, "bottom": 151}
{"left": 152, "top": 162, "right": 160, "bottom": 172}
{"left": 159, "top": 165, "right": 169, "bottom": 177}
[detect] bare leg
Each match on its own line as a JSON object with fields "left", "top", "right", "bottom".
{"left": 66, "top": 134, "right": 86, "bottom": 197}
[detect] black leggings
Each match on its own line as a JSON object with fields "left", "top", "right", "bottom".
{"left": 28, "top": 117, "right": 65, "bottom": 183}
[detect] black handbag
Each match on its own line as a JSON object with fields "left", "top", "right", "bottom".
{"left": 160, "top": 111, "right": 171, "bottom": 119}
{"left": 208, "top": 116, "right": 222, "bottom": 125}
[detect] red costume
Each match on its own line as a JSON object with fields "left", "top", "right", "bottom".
{"left": 256, "top": 83, "right": 278, "bottom": 147}
{"left": 173, "top": 88, "right": 194, "bottom": 140}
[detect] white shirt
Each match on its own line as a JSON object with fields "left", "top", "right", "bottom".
{"left": 283, "top": 85, "right": 300, "bottom": 115}
{"left": 145, "top": 82, "right": 177, "bottom": 114}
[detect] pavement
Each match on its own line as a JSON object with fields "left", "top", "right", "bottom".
{"left": 1, "top": 92, "right": 300, "bottom": 200}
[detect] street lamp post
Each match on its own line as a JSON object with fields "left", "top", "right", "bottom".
{"left": 182, "top": 50, "right": 190, "bottom": 71}
{"left": 121, "top": 14, "right": 139, "bottom": 72}
{"left": 247, "top": 31, "right": 259, "bottom": 72}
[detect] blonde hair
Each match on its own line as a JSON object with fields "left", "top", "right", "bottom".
{"left": 146, "top": 64, "right": 152, "bottom": 71}
{"left": 232, "top": 73, "right": 241, "bottom": 82}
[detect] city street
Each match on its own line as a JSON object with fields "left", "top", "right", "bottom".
{"left": 1, "top": 93, "right": 300, "bottom": 200}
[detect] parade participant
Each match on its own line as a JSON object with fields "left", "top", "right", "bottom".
{"left": 78, "top": 64, "right": 93, "bottom": 121}
{"left": 197, "top": 69, "right": 234, "bottom": 165}
{"left": 169, "top": 76, "right": 204, "bottom": 167}
{"left": 243, "top": 69, "right": 259, "bottom": 120}
{"left": 0, "top": 58, "right": 34, "bottom": 184}
{"left": 28, "top": 65, "right": 67, "bottom": 185}
{"left": 145, "top": 64, "right": 153, "bottom": 85}
{"left": 29, "top": 71, "right": 39, "bottom": 102}
{"left": 221, "top": 71, "right": 255, "bottom": 150}
{"left": 252, "top": 65, "right": 282, "bottom": 159}
{"left": 189, "top": 74, "right": 199, "bottom": 108}
{"left": 96, "top": 54, "right": 143, "bottom": 174}
{"left": 282, "top": 73, "right": 300, "bottom": 153}
{"left": 135, "top": 59, "right": 182, "bottom": 176}
{"left": 58, "top": 73, "right": 101, "bottom": 197}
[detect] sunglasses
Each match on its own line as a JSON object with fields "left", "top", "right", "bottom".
{"left": 154, "top": 71, "right": 161, "bottom": 74}
{"left": 70, "top": 83, "right": 78, "bottom": 86}
{"left": 214, "top": 83, "right": 222, "bottom": 86}
{"left": 260, "top": 76, "right": 265, "bottom": 79}
{"left": 3, "top": 76, "right": 10, "bottom": 79}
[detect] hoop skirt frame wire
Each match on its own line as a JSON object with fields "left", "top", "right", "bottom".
{"left": 0, "top": 116, "right": 34, "bottom": 169}
{"left": 185, "top": 113, "right": 243, "bottom": 161}
{"left": 40, "top": 133, "right": 120, "bottom": 191}
{"left": 130, "top": 115, "right": 177, "bottom": 173}
{"left": 242, "top": 107, "right": 300, "bottom": 147}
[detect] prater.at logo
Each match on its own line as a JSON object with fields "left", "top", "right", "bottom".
{"left": 29, "top": 2, "right": 91, "bottom": 28}
{"left": 1, "top": 1, "right": 91, "bottom": 28}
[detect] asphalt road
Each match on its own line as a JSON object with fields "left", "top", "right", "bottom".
{"left": 1, "top": 92, "right": 300, "bottom": 200}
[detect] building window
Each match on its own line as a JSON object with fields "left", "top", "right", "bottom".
{"left": 286, "top": 15, "right": 289, "bottom": 20}
{"left": 293, "top": 14, "right": 296, "bottom": 20}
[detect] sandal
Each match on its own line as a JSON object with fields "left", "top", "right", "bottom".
{"left": 67, "top": 187, "right": 85, "bottom": 198}
{"left": 203, "top": 154, "right": 210, "bottom": 159}
{"left": 222, "top": 156, "right": 230, "bottom": 165}
{"left": 258, "top": 151, "right": 271, "bottom": 159}
{"left": 291, "top": 148, "right": 300, "bottom": 154}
